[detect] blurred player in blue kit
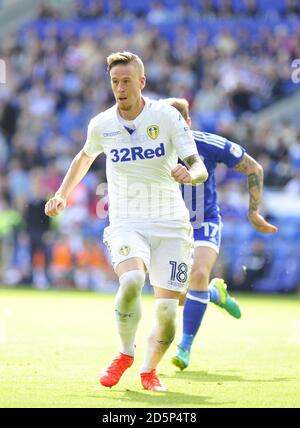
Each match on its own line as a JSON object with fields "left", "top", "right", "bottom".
{"left": 164, "top": 98, "right": 278, "bottom": 370}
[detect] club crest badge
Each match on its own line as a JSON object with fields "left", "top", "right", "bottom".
{"left": 119, "top": 245, "right": 131, "bottom": 256}
{"left": 147, "top": 125, "right": 159, "bottom": 140}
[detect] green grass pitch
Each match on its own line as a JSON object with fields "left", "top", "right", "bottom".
{"left": 0, "top": 288, "right": 299, "bottom": 408}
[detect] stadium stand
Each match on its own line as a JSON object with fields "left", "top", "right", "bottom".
{"left": 0, "top": 0, "right": 299, "bottom": 292}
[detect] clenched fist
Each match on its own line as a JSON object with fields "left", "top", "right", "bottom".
{"left": 45, "top": 195, "right": 66, "bottom": 217}
{"left": 171, "top": 164, "right": 193, "bottom": 184}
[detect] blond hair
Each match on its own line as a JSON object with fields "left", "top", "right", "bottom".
{"left": 107, "top": 51, "right": 145, "bottom": 76}
{"left": 163, "top": 97, "right": 189, "bottom": 121}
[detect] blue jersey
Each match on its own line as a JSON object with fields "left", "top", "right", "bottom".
{"left": 181, "top": 131, "right": 245, "bottom": 223}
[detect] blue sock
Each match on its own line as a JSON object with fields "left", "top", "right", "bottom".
{"left": 179, "top": 290, "right": 209, "bottom": 351}
{"left": 209, "top": 284, "right": 221, "bottom": 304}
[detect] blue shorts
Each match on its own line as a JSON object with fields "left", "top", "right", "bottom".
{"left": 193, "top": 216, "right": 223, "bottom": 254}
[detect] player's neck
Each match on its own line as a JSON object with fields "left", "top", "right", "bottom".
{"left": 118, "top": 96, "right": 145, "bottom": 121}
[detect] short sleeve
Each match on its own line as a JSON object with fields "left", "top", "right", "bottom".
{"left": 166, "top": 106, "right": 198, "bottom": 160}
{"left": 220, "top": 140, "right": 246, "bottom": 168}
{"left": 83, "top": 119, "right": 104, "bottom": 157}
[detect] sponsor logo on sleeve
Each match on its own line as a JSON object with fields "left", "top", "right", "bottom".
{"left": 229, "top": 143, "right": 243, "bottom": 158}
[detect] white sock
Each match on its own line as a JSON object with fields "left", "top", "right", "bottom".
{"left": 115, "top": 270, "right": 145, "bottom": 357}
{"left": 140, "top": 298, "right": 179, "bottom": 373}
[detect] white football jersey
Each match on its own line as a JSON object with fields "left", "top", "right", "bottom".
{"left": 83, "top": 97, "right": 198, "bottom": 224}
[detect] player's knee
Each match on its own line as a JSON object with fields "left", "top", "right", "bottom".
{"left": 190, "top": 265, "right": 210, "bottom": 289}
{"left": 119, "top": 270, "right": 145, "bottom": 301}
{"left": 155, "top": 299, "right": 178, "bottom": 343}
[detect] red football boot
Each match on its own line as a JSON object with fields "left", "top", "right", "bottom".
{"left": 100, "top": 353, "right": 134, "bottom": 388}
{"left": 140, "top": 369, "right": 167, "bottom": 392}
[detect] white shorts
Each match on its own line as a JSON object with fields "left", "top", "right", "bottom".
{"left": 103, "top": 221, "right": 194, "bottom": 292}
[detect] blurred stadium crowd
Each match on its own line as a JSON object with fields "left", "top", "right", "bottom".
{"left": 0, "top": 0, "right": 300, "bottom": 292}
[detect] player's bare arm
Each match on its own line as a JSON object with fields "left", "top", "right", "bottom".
{"left": 234, "top": 153, "right": 278, "bottom": 234}
{"left": 171, "top": 154, "right": 208, "bottom": 185}
{"left": 45, "top": 149, "right": 96, "bottom": 217}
